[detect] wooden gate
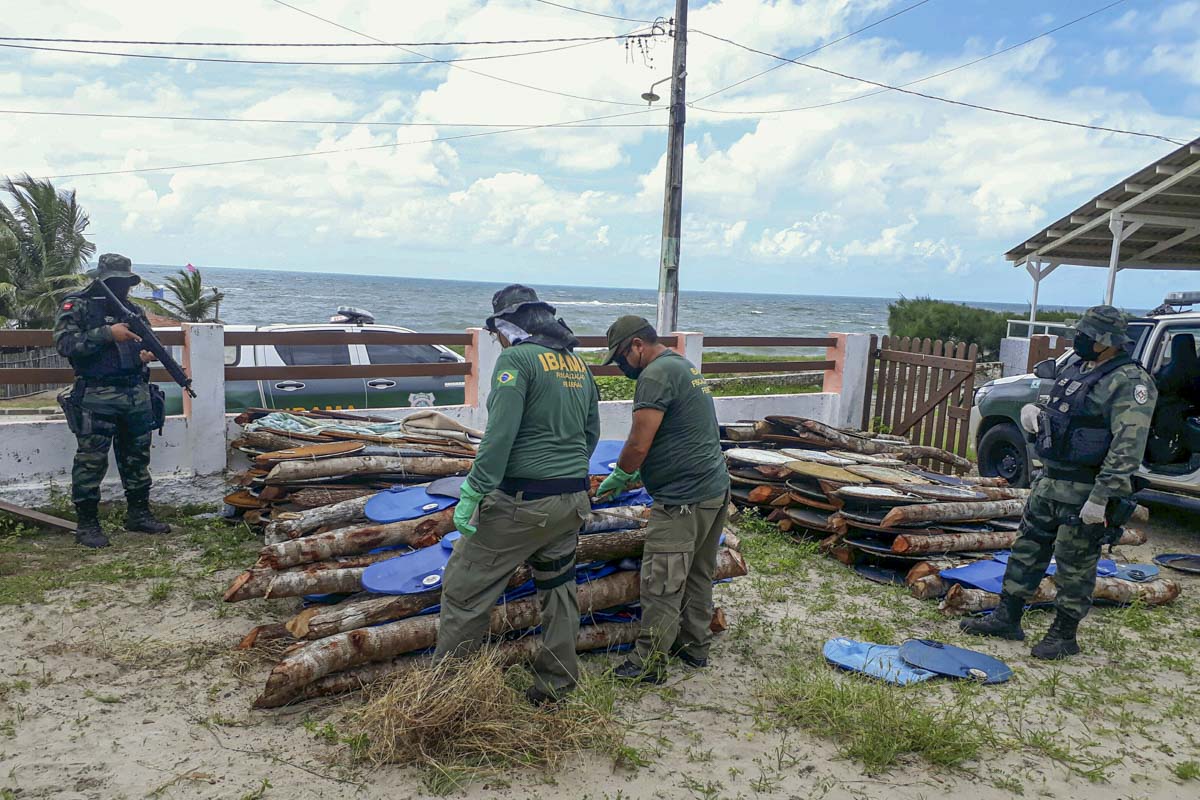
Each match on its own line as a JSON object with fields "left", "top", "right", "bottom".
{"left": 1026, "top": 334, "right": 1068, "bottom": 371}
{"left": 861, "top": 336, "right": 979, "bottom": 471}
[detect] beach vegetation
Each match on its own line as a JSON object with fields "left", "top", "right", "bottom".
{"left": 144, "top": 267, "right": 225, "bottom": 322}
{"left": 889, "top": 297, "right": 1075, "bottom": 360}
{"left": 0, "top": 174, "right": 95, "bottom": 328}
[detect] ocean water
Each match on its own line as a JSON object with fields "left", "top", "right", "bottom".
{"left": 132, "top": 264, "right": 1052, "bottom": 342}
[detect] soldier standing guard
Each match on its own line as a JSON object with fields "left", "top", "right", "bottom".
{"left": 54, "top": 254, "right": 171, "bottom": 548}
{"left": 961, "top": 306, "right": 1156, "bottom": 658}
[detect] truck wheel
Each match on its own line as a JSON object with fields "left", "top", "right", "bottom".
{"left": 978, "top": 423, "right": 1030, "bottom": 488}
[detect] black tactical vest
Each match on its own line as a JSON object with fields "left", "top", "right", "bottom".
{"left": 1035, "top": 354, "right": 1133, "bottom": 468}
{"left": 65, "top": 293, "right": 147, "bottom": 380}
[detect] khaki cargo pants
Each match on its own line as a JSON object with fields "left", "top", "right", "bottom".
{"left": 629, "top": 490, "right": 729, "bottom": 670}
{"left": 434, "top": 489, "right": 590, "bottom": 695}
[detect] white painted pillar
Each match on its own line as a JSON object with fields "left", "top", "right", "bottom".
{"left": 1106, "top": 214, "right": 1124, "bottom": 305}
{"left": 824, "top": 332, "right": 872, "bottom": 428}
{"left": 182, "top": 323, "right": 226, "bottom": 476}
{"left": 671, "top": 331, "right": 704, "bottom": 368}
{"left": 1027, "top": 260, "right": 1042, "bottom": 327}
{"left": 463, "top": 327, "right": 503, "bottom": 412}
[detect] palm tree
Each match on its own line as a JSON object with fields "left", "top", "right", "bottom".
{"left": 0, "top": 174, "right": 95, "bottom": 328}
{"left": 155, "top": 267, "right": 224, "bottom": 323}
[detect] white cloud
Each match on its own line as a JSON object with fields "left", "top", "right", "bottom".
{"left": 752, "top": 213, "right": 838, "bottom": 259}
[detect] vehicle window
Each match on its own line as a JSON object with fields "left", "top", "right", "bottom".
{"left": 1152, "top": 326, "right": 1200, "bottom": 373}
{"left": 1128, "top": 322, "right": 1153, "bottom": 361}
{"left": 365, "top": 343, "right": 444, "bottom": 364}
{"left": 274, "top": 344, "right": 352, "bottom": 366}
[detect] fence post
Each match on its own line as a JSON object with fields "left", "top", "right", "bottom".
{"left": 182, "top": 323, "right": 226, "bottom": 476}
{"left": 824, "top": 332, "right": 872, "bottom": 429}
{"left": 463, "top": 327, "right": 502, "bottom": 410}
{"left": 671, "top": 331, "right": 704, "bottom": 367}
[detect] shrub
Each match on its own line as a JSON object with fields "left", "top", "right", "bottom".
{"left": 887, "top": 297, "right": 1074, "bottom": 361}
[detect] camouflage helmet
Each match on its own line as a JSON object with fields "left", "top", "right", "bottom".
{"left": 85, "top": 253, "right": 140, "bottom": 286}
{"left": 1074, "top": 304, "right": 1131, "bottom": 348}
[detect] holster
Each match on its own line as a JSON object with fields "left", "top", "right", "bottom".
{"left": 148, "top": 383, "right": 166, "bottom": 434}
{"left": 57, "top": 382, "right": 85, "bottom": 435}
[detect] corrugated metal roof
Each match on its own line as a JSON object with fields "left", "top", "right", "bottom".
{"left": 1005, "top": 136, "right": 1200, "bottom": 271}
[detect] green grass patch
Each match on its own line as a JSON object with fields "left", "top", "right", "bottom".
{"left": 1175, "top": 760, "right": 1200, "bottom": 781}
{"left": 760, "top": 653, "right": 989, "bottom": 774}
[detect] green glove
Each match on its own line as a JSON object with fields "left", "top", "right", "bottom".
{"left": 453, "top": 480, "right": 486, "bottom": 536}
{"left": 596, "top": 466, "right": 639, "bottom": 501}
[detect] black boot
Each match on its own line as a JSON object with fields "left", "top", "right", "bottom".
{"left": 1031, "top": 612, "right": 1081, "bottom": 660}
{"left": 74, "top": 502, "right": 110, "bottom": 549}
{"left": 959, "top": 593, "right": 1026, "bottom": 641}
{"left": 125, "top": 491, "right": 171, "bottom": 534}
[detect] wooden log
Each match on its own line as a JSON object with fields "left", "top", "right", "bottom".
{"left": 938, "top": 576, "right": 1179, "bottom": 615}
{"left": 881, "top": 500, "right": 1026, "bottom": 529}
{"left": 224, "top": 550, "right": 405, "bottom": 603}
{"left": 0, "top": 500, "right": 76, "bottom": 533}
{"left": 950, "top": 476, "right": 1010, "bottom": 487}
{"left": 234, "top": 429, "right": 313, "bottom": 453}
{"left": 237, "top": 623, "right": 293, "bottom": 650}
{"left": 909, "top": 575, "right": 949, "bottom": 600}
{"left": 794, "top": 418, "right": 972, "bottom": 471}
{"left": 296, "top": 621, "right": 645, "bottom": 702}
{"left": 287, "top": 487, "right": 377, "bottom": 509}
{"left": 893, "top": 530, "right": 1019, "bottom": 554}
{"left": 973, "top": 487, "right": 1031, "bottom": 501}
{"left": 580, "top": 505, "right": 650, "bottom": 534}
{"left": 286, "top": 528, "right": 654, "bottom": 639}
{"left": 255, "top": 548, "right": 748, "bottom": 708}
{"left": 264, "top": 495, "right": 373, "bottom": 543}
{"left": 748, "top": 485, "right": 791, "bottom": 504}
{"left": 256, "top": 509, "right": 455, "bottom": 570}
{"left": 265, "top": 456, "right": 473, "bottom": 484}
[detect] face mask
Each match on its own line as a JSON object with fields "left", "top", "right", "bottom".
{"left": 1073, "top": 332, "right": 1101, "bottom": 361}
{"left": 616, "top": 353, "right": 642, "bottom": 380}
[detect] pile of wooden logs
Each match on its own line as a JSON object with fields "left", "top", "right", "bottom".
{"left": 226, "top": 408, "right": 479, "bottom": 529}
{"left": 723, "top": 415, "right": 1179, "bottom": 613}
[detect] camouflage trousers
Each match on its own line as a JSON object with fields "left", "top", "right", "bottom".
{"left": 71, "top": 382, "right": 155, "bottom": 506}
{"left": 1001, "top": 480, "right": 1103, "bottom": 620}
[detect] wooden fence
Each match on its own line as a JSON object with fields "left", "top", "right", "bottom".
{"left": 0, "top": 346, "right": 70, "bottom": 399}
{"left": 861, "top": 335, "right": 979, "bottom": 471}
{"left": 1027, "top": 334, "right": 1069, "bottom": 372}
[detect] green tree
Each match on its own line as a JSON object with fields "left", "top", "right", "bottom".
{"left": 154, "top": 267, "right": 224, "bottom": 323}
{"left": 0, "top": 174, "right": 95, "bottom": 328}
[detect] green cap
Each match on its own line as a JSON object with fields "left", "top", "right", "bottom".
{"left": 85, "top": 253, "right": 140, "bottom": 286}
{"left": 1075, "top": 304, "right": 1132, "bottom": 348}
{"left": 603, "top": 315, "right": 655, "bottom": 365}
{"left": 485, "top": 284, "right": 554, "bottom": 331}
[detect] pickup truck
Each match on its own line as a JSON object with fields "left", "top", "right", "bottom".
{"left": 971, "top": 292, "right": 1200, "bottom": 501}
{"left": 158, "top": 321, "right": 466, "bottom": 414}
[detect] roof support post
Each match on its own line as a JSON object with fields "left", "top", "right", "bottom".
{"left": 1106, "top": 214, "right": 1123, "bottom": 304}
{"left": 1024, "top": 261, "right": 1059, "bottom": 329}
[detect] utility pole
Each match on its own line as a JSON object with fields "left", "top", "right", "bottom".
{"left": 655, "top": 0, "right": 688, "bottom": 336}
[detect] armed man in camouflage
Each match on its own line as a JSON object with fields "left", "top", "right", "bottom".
{"left": 54, "top": 254, "right": 171, "bottom": 548}
{"left": 962, "top": 305, "right": 1156, "bottom": 659}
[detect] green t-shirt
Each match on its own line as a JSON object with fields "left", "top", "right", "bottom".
{"left": 467, "top": 344, "right": 600, "bottom": 494}
{"left": 633, "top": 351, "right": 730, "bottom": 505}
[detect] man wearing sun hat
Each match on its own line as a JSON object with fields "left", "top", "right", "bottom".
{"left": 434, "top": 285, "right": 600, "bottom": 705}
{"left": 597, "top": 315, "right": 730, "bottom": 684}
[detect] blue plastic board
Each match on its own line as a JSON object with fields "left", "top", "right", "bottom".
{"left": 361, "top": 531, "right": 461, "bottom": 594}
{"left": 822, "top": 638, "right": 936, "bottom": 685}
{"left": 365, "top": 486, "right": 457, "bottom": 523}
{"left": 591, "top": 487, "right": 653, "bottom": 509}
{"left": 589, "top": 440, "right": 626, "bottom": 475}
{"left": 898, "top": 639, "right": 1012, "bottom": 684}
{"left": 945, "top": 557, "right": 1120, "bottom": 593}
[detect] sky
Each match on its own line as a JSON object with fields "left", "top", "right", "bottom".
{"left": 1, "top": 0, "right": 1197, "bottom": 310}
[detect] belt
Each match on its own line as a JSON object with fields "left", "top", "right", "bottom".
{"left": 1043, "top": 464, "right": 1099, "bottom": 483}
{"left": 79, "top": 374, "right": 145, "bottom": 388}
{"left": 498, "top": 477, "right": 588, "bottom": 500}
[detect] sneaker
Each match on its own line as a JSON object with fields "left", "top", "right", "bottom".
{"left": 669, "top": 646, "right": 708, "bottom": 669}
{"left": 525, "top": 685, "right": 569, "bottom": 707}
{"left": 613, "top": 660, "right": 666, "bottom": 685}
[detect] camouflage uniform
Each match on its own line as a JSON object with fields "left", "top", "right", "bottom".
{"left": 963, "top": 306, "right": 1157, "bottom": 657}
{"left": 53, "top": 254, "right": 169, "bottom": 547}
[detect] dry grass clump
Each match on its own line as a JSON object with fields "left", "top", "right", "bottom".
{"left": 345, "top": 648, "right": 628, "bottom": 781}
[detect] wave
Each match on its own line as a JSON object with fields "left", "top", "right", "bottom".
{"left": 555, "top": 300, "right": 657, "bottom": 308}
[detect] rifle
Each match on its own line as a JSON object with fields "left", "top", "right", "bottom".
{"left": 95, "top": 279, "right": 197, "bottom": 398}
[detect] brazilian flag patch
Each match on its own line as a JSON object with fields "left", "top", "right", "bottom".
{"left": 496, "top": 371, "right": 516, "bottom": 386}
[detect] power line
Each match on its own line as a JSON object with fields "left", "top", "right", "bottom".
{"left": 689, "top": 28, "right": 1184, "bottom": 145}
{"left": 35, "top": 108, "right": 666, "bottom": 180}
{"left": 0, "top": 33, "right": 643, "bottom": 46}
{"left": 0, "top": 37, "right": 629, "bottom": 66}
{"left": 531, "top": 1, "right": 656, "bottom": 24}
{"left": 270, "top": 0, "right": 648, "bottom": 107}
{"left": 692, "top": 0, "right": 1132, "bottom": 114}
{"left": 0, "top": 107, "right": 666, "bottom": 128}
{"left": 690, "top": 0, "right": 935, "bottom": 105}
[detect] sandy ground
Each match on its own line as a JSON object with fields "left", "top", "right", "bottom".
{"left": 1, "top": 503, "right": 1198, "bottom": 800}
